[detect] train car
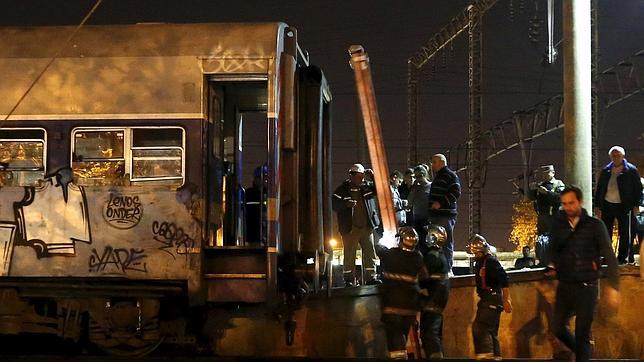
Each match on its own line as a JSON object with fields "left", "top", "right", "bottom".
{"left": 0, "top": 23, "right": 332, "bottom": 355}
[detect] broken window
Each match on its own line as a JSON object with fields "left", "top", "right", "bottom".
{"left": 0, "top": 129, "right": 46, "bottom": 186}
{"left": 72, "top": 127, "right": 184, "bottom": 187}
{"left": 72, "top": 129, "right": 126, "bottom": 186}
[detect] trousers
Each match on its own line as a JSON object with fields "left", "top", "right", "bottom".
{"left": 472, "top": 298, "right": 502, "bottom": 357}
{"left": 551, "top": 280, "right": 598, "bottom": 362}
{"left": 428, "top": 214, "right": 457, "bottom": 270}
{"left": 420, "top": 310, "right": 444, "bottom": 358}
{"left": 342, "top": 226, "right": 377, "bottom": 282}
{"left": 382, "top": 314, "right": 414, "bottom": 359}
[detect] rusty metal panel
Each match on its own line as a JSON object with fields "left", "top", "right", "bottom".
{"left": 207, "top": 279, "right": 266, "bottom": 303}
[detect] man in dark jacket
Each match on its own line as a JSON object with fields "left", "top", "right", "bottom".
{"left": 525, "top": 165, "right": 565, "bottom": 266}
{"left": 408, "top": 165, "right": 432, "bottom": 250}
{"left": 428, "top": 154, "right": 461, "bottom": 270}
{"left": 548, "top": 185, "right": 620, "bottom": 362}
{"left": 593, "top": 146, "right": 643, "bottom": 264}
{"left": 379, "top": 226, "right": 425, "bottom": 359}
{"left": 466, "top": 234, "right": 512, "bottom": 360}
{"left": 418, "top": 223, "right": 450, "bottom": 359}
{"left": 332, "top": 163, "right": 380, "bottom": 287}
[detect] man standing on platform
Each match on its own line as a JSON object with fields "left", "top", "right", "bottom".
{"left": 594, "top": 146, "right": 642, "bottom": 264}
{"left": 526, "top": 165, "right": 565, "bottom": 266}
{"left": 547, "top": 185, "right": 620, "bottom": 362}
{"left": 332, "top": 163, "right": 381, "bottom": 287}
{"left": 428, "top": 154, "right": 461, "bottom": 271}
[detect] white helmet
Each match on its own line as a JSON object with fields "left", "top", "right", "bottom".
{"left": 349, "top": 163, "right": 365, "bottom": 174}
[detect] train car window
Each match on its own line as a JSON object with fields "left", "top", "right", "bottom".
{"left": 130, "top": 128, "right": 184, "bottom": 186}
{"left": 0, "top": 129, "right": 46, "bottom": 186}
{"left": 72, "top": 130, "right": 126, "bottom": 186}
{"left": 71, "top": 127, "right": 184, "bottom": 187}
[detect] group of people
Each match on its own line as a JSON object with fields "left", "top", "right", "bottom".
{"left": 331, "top": 145, "right": 642, "bottom": 361}
{"left": 332, "top": 153, "right": 461, "bottom": 287}
{"left": 516, "top": 145, "right": 643, "bottom": 268}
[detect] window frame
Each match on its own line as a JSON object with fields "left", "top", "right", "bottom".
{"left": 71, "top": 126, "right": 186, "bottom": 187}
{"left": 0, "top": 127, "right": 47, "bottom": 179}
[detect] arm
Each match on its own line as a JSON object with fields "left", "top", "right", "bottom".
{"left": 632, "top": 171, "right": 643, "bottom": 214}
{"left": 495, "top": 259, "right": 512, "bottom": 312}
{"left": 596, "top": 220, "right": 620, "bottom": 290}
{"left": 332, "top": 185, "right": 353, "bottom": 212}
{"left": 502, "top": 287, "right": 512, "bottom": 313}
{"left": 444, "top": 177, "right": 461, "bottom": 207}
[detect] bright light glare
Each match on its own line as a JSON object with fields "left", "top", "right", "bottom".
{"left": 377, "top": 230, "right": 398, "bottom": 249}
{"left": 329, "top": 238, "right": 338, "bottom": 248}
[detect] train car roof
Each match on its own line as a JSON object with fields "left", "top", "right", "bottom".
{"left": 0, "top": 23, "right": 286, "bottom": 59}
{"left": 0, "top": 23, "right": 302, "bottom": 119}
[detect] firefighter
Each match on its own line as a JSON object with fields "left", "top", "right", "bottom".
{"left": 418, "top": 223, "right": 450, "bottom": 359}
{"left": 466, "top": 234, "right": 512, "bottom": 361}
{"left": 379, "top": 226, "right": 425, "bottom": 359}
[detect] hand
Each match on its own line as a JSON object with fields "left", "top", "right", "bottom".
{"left": 503, "top": 299, "right": 512, "bottom": 313}
{"left": 593, "top": 207, "right": 602, "bottom": 219}
{"left": 544, "top": 267, "right": 557, "bottom": 278}
{"left": 537, "top": 186, "right": 548, "bottom": 194}
{"left": 346, "top": 200, "right": 357, "bottom": 208}
{"left": 605, "top": 287, "right": 620, "bottom": 310}
{"left": 431, "top": 201, "right": 441, "bottom": 210}
{"left": 634, "top": 207, "right": 640, "bottom": 216}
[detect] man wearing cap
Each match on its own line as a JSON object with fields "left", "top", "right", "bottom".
{"left": 525, "top": 164, "right": 565, "bottom": 266}
{"left": 332, "top": 163, "right": 381, "bottom": 287}
{"left": 594, "top": 146, "right": 643, "bottom": 264}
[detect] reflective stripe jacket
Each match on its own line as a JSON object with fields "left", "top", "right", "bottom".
{"left": 380, "top": 247, "right": 425, "bottom": 315}
{"left": 332, "top": 179, "right": 379, "bottom": 235}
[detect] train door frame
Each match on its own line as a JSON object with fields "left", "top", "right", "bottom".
{"left": 206, "top": 77, "right": 269, "bottom": 248}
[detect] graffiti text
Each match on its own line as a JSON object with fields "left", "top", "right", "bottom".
{"left": 103, "top": 194, "right": 142, "bottom": 229}
{"left": 152, "top": 221, "right": 195, "bottom": 259}
{"left": 88, "top": 246, "right": 148, "bottom": 274}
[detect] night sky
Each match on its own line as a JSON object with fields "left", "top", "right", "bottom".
{"left": 2, "top": 0, "right": 643, "bottom": 250}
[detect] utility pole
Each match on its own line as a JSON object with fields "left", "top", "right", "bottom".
{"left": 563, "top": 0, "right": 592, "bottom": 209}
{"left": 467, "top": 4, "right": 483, "bottom": 235}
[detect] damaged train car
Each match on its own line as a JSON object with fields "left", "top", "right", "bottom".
{"left": 0, "top": 22, "right": 332, "bottom": 355}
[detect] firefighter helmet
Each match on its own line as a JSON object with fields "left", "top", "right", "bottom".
{"left": 426, "top": 223, "right": 448, "bottom": 248}
{"left": 466, "top": 234, "right": 496, "bottom": 256}
{"left": 398, "top": 226, "right": 419, "bottom": 250}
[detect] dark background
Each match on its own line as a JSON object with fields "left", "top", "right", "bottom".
{"left": 1, "top": 0, "right": 642, "bottom": 251}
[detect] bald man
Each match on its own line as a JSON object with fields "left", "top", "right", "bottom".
{"left": 428, "top": 154, "right": 461, "bottom": 271}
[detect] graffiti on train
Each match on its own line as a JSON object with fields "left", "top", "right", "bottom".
{"left": 103, "top": 193, "right": 143, "bottom": 229}
{"left": 0, "top": 168, "right": 92, "bottom": 273}
{"left": 151, "top": 220, "right": 196, "bottom": 259}
{"left": 88, "top": 246, "right": 148, "bottom": 274}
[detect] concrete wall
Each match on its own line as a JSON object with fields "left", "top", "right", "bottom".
{"left": 209, "top": 267, "right": 643, "bottom": 359}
